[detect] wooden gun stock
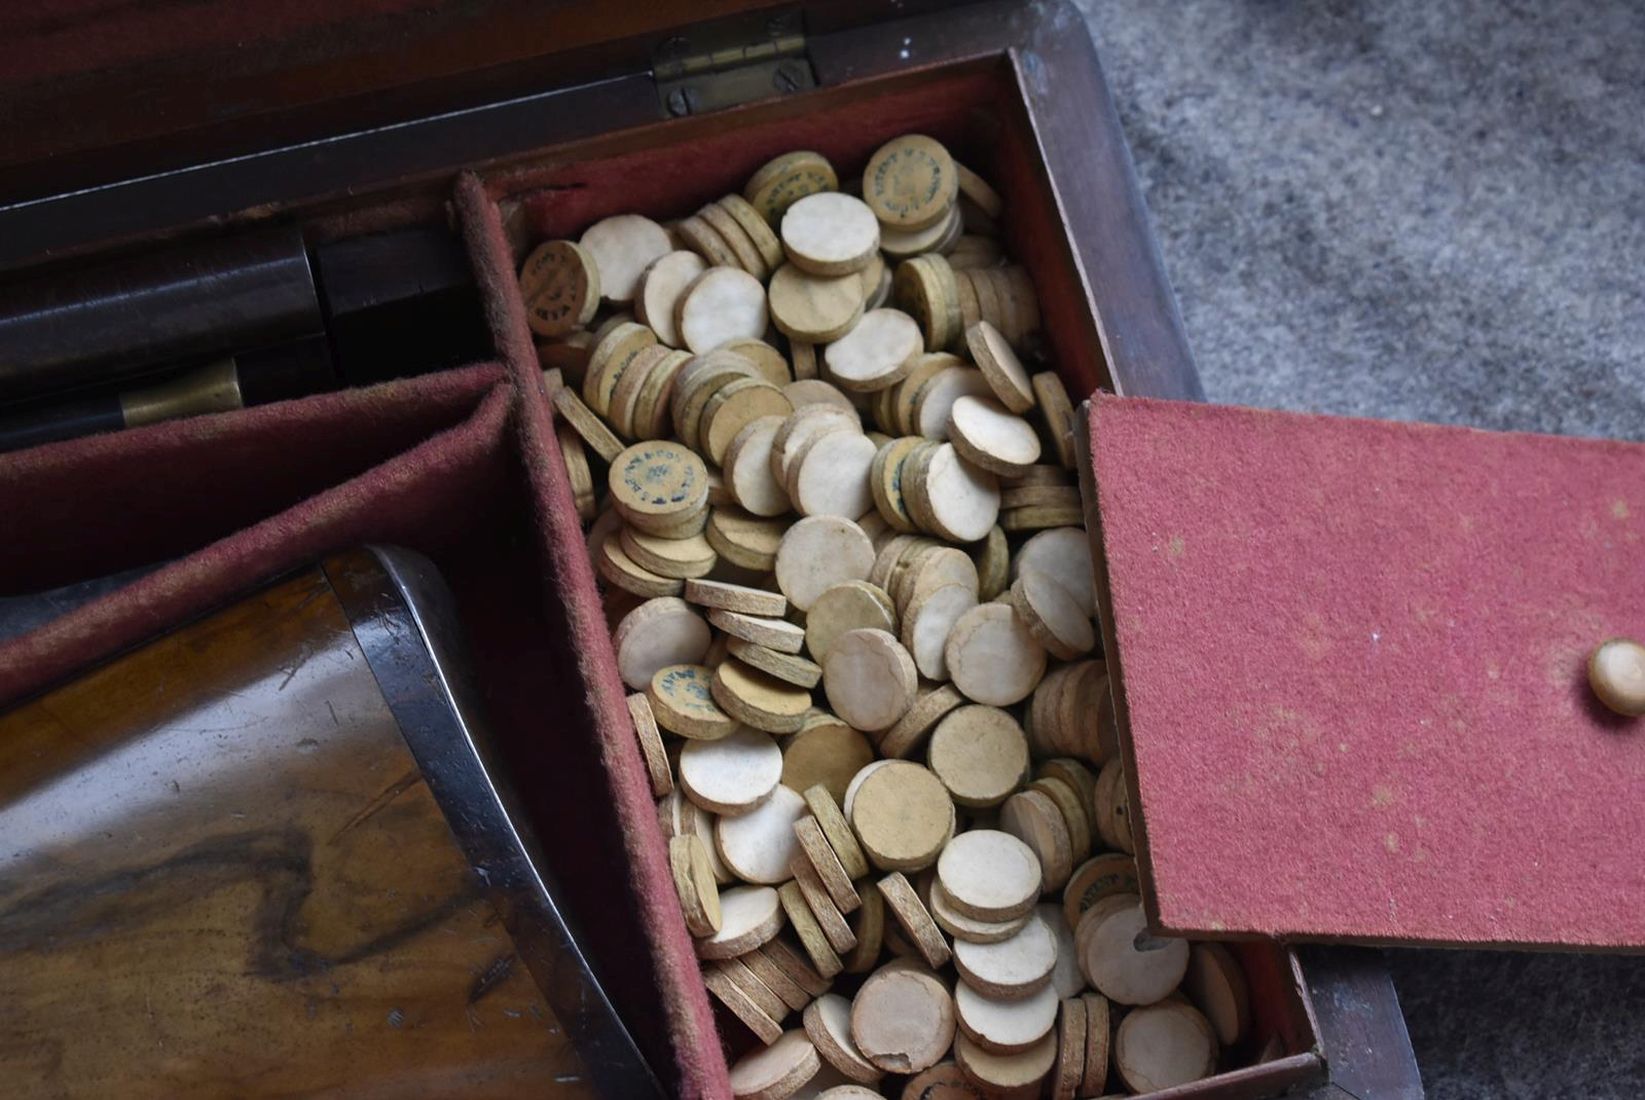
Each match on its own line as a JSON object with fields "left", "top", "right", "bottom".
{"left": 0, "top": 548, "right": 658, "bottom": 1098}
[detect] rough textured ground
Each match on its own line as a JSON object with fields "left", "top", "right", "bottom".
{"left": 1078, "top": 1, "right": 1645, "bottom": 1096}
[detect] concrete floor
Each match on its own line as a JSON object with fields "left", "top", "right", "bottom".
{"left": 1078, "top": 1, "right": 1645, "bottom": 1096}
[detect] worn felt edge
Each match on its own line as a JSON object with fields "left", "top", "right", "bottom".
{"left": 1085, "top": 392, "right": 1645, "bottom": 953}
{"left": 0, "top": 366, "right": 509, "bottom": 705}
{"left": 455, "top": 173, "right": 728, "bottom": 1099}
{"left": 1070, "top": 400, "right": 1328, "bottom": 1081}
{"left": 1079, "top": 398, "right": 1326, "bottom": 1078}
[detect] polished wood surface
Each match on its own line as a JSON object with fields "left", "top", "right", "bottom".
{"left": 0, "top": 566, "right": 596, "bottom": 1097}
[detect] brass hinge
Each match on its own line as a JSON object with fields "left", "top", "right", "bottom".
{"left": 654, "top": 10, "right": 815, "bottom": 118}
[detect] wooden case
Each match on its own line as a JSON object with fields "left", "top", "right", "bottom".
{"left": 0, "top": 2, "right": 1422, "bottom": 1097}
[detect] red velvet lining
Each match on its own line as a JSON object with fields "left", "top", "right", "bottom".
{"left": 1092, "top": 394, "right": 1645, "bottom": 949}
{"left": 492, "top": 67, "right": 1000, "bottom": 246}
{"left": 0, "top": 364, "right": 502, "bottom": 594}
{"left": 455, "top": 172, "right": 726, "bottom": 1099}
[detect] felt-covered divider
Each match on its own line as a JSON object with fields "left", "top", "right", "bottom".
{"left": 453, "top": 171, "right": 728, "bottom": 1099}
{"left": 0, "top": 365, "right": 507, "bottom": 700}
{"left": 0, "top": 353, "right": 690, "bottom": 1092}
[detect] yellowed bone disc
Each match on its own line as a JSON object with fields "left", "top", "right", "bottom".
{"left": 519, "top": 239, "right": 601, "bottom": 336}
{"left": 863, "top": 134, "right": 959, "bottom": 231}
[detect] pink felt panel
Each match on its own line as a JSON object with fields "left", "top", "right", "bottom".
{"left": 1089, "top": 393, "right": 1645, "bottom": 949}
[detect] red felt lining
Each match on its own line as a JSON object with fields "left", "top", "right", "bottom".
{"left": 495, "top": 68, "right": 998, "bottom": 246}
{"left": 0, "top": 364, "right": 501, "bottom": 595}
{"left": 454, "top": 172, "right": 724, "bottom": 1098}
{"left": 1090, "top": 393, "right": 1645, "bottom": 949}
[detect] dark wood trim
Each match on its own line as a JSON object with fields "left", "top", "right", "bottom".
{"left": 1294, "top": 947, "right": 1425, "bottom": 1100}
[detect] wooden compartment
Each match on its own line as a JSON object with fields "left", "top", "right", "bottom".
{"left": 455, "top": 46, "right": 1324, "bottom": 1100}
{"left": 0, "top": 3, "right": 1423, "bottom": 1097}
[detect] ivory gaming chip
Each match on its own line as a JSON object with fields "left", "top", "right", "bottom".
{"left": 619, "top": 527, "right": 717, "bottom": 580}
{"left": 928, "top": 879, "right": 1032, "bottom": 945}
{"left": 680, "top": 726, "right": 784, "bottom": 815}
{"left": 1076, "top": 896, "right": 1189, "bottom": 1006}
{"left": 792, "top": 814, "right": 862, "bottom": 914}
{"left": 803, "top": 994, "right": 883, "bottom": 1085}
{"left": 1113, "top": 1002, "right": 1218, "bottom": 1094}
{"left": 718, "top": 193, "right": 786, "bottom": 269}
{"left": 678, "top": 267, "right": 770, "bottom": 354}
{"left": 954, "top": 982, "right": 1058, "bottom": 1054}
{"left": 878, "top": 205, "right": 962, "bottom": 259}
{"left": 717, "top": 784, "right": 808, "bottom": 885}
{"left": 1013, "top": 527, "right": 1095, "bottom": 616}
{"left": 635, "top": 250, "right": 707, "bottom": 347}
{"left": 952, "top": 915, "right": 1059, "bottom": 1001}
{"left": 668, "top": 833, "right": 722, "bottom": 937}
{"left": 948, "top": 395, "right": 1042, "bottom": 477}
{"left": 944, "top": 602, "right": 1047, "bottom": 707}
{"left": 684, "top": 578, "right": 788, "bottom": 617}
{"left": 927, "top": 705, "right": 1031, "bottom": 809}
{"left": 610, "top": 441, "right": 710, "bottom": 535}
{"left": 782, "top": 192, "right": 881, "bottom": 276}
{"left": 791, "top": 432, "right": 877, "bottom": 519}
{"left": 697, "top": 884, "right": 784, "bottom": 959}
{"left": 1031, "top": 371, "right": 1079, "bottom": 469}
{"left": 775, "top": 516, "right": 875, "bottom": 610}
{"left": 1184, "top": 942, "right": 1252, "bottom": 1047}
{"left": 914, "top": 443, "right": 1000, "bottom": 543}
{"left": 700, "top": 200, "right": 771, "bottom": 277}
{"left": 849, "top": 963, "right": 955, "bottom": 1075}
{"left": 876, "top": 872, "right": 952, "bottom": 971}
{"left": 913, "top": 366, "right": 993, "bottom": 441}
{"left": 823, "top": 309, "right": 923, "bottom": 392}
{"left": 952, "top": 1029, "right": 1056, "bottom": 1094}
{"left": 728, "top": 1029, "right": 822, "bottom": 1099}
{"left": 627, "top": 692, "right": 672, "bottom": 797}
{"left": 965, "top": 321, "right": 1035, "bottom": 413}
{"left": 804, "top": 580, "right": 896, "bottom": 662}
{"left": 702, "top": 380, "right": 794, "bottom": 467}
{"left": 709, "top": 609, "right": 807, "bottom": 654}
{"left": 578, "top": 214, "right": 673, "bottom": 304}
{"left": 823, "top": 629, "right": 918, "bottom": 734}
{"left": 849, "top": 760, "right": 955, "bottom": 873}
{"left": 936, "top": 829, "right": 1041, "bottom": 923}
{"left": 745, "top": 150, "right": 839, "bottom": 225}
{"left": 648, "top": 663, "right": 736, "bottom": 740}
{"left": 1000, "top": 788, "right": 1074, "bottom": 894}
{"left": 782, "top": 720, "right": 876, "bottom": 805}
{"left": 713, "top": 658, "right": 813, "bottom": 734}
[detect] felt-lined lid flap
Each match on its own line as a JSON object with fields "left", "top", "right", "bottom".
{"left": 1082, "top": 392, "right": 1645, "bottom": 950}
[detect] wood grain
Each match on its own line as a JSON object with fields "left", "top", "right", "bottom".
{"left": 0, "top": 566, "right": 596, "bottom": 1097}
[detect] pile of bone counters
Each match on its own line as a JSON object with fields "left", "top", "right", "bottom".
{"left": 525, "top": 136, "right": 1262, "bottom": 1099}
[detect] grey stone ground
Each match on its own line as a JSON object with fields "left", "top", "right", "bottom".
{"left": 1078, "top": 1, "right": 1645, "bottom": 1096}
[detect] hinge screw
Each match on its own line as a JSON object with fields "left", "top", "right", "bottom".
{"left": 666, "top": 87, "right": 696, "bottom": 117}
{"left": 772, "top": 62, "right": 805, "bottom": 94}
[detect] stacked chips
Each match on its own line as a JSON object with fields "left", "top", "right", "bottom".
{"left": 521, "top": 135, "right": 1258, "bottom": 1100}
